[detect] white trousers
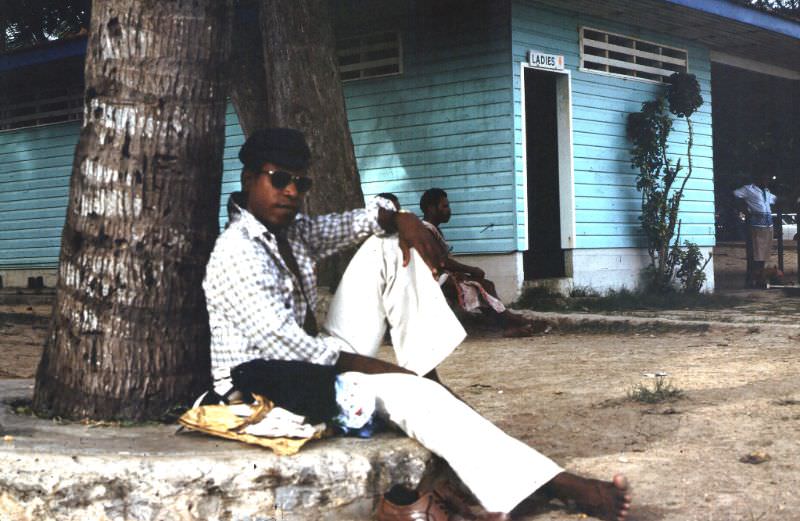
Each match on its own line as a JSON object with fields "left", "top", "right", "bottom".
{"left": 324, "top": 236, "right": 563, "bottom": 513}
{"left": 325, "top": 235, "right": 466, "bottom": 376}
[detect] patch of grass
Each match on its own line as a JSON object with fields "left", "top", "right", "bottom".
{"left": 557, "top": 320, "right": 709, "bottom": 335}
{"left": 9, "top": 398, "right": 33, "bottom": 416}
{"left": 568, "top": 286, "right": 600, "bottom": 298}
{"left": 627, "top": 376, "right": 684, "bottom": 404}
{"left": 514, "top": 286, "right": 741, "bottom": 313}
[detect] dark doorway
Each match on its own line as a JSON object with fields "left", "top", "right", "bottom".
{"left": 523, "top": 67, "right": 565, "bottom": 279}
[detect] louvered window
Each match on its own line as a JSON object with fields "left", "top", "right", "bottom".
{"left": 0, "top": 85, "right": 83, "bottom": 130}
{"left": 337, "top": 31, "right": 402, "bottom": 82}
{"left": 0, "top": 56, "right": 84, "bottom": 131}
{"left": 580, "top": 27, "right": 688, "bottom": 83}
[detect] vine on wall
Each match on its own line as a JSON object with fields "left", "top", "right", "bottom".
{"left": 627, "top": 72, "right": 710, "bottom": 293}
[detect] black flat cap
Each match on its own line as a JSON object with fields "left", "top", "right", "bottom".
{"left": 238, "top": 128, "right": 311, "bottom": 171}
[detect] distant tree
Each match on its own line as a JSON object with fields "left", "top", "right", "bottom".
{"left": 1, "top": 0, "right": 90, "bottom": 51}
{"left": 33, "top": 0, "right": 231, "bottom": 421}
{"left": 728, "top": 0, "right": 800, "bottom": 20}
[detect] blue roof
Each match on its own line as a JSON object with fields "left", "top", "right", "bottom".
{"left": 665, "top": 0, "right": 800, "bottom": 39}
{"left": 0, "top": 38, "right": 87, "bottom": 73}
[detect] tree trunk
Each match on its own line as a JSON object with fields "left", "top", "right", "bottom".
{"left": 228, "top": 1, "right": 270, "bottom": 136}
{"left": 33, "top": 0, "right": 232, "bottom": 421}
{"left": 259, "top": 0, "right": 365, "bottom": 286}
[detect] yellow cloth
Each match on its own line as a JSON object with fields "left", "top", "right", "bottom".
{"left": 178, "top": 395, "right": 323, "bottom": 456}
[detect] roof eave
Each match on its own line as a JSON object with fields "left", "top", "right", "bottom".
{"left": 663, "top": 0, "right": 800, "bottom": 39}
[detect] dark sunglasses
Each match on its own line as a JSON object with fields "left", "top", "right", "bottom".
{"left": 263, "top": 169, "right": 313, "bottom": 193}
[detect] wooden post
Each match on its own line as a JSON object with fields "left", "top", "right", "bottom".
{"left": 776, "top": 210, "right": 784, "bottom": 273}
{"left": 745, "top": 214, "right": 753, "bottom": 288}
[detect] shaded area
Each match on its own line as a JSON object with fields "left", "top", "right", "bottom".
{"left": 712, "top": 63, "right": 800, "bottom": 242}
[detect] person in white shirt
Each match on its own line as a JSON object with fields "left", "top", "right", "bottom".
{"left": 733, "top": 173, "right": 778, "bottom": 287}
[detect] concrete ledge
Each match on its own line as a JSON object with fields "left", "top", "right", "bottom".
{"left": 0, "top": 380, "right": 433, "bottom": 521}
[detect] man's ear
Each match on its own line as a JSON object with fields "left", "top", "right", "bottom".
{"left": 241, "top": 168, "right": 256, "bottom": 193}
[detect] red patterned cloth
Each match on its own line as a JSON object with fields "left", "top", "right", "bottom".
{"left": 422, "top": 221, "right": 505, "bottom": 314}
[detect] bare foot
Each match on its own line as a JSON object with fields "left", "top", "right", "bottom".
{"left": 543, "top": 472, "right": 631, "bottom": 521}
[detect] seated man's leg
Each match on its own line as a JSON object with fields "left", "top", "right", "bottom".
{"left": 356, "top": 372, "right": 630, "bottom": 519}
{"left": 363, "top": 372, "right": 562, "bottom": 513}
{"left": 324, "top": 235, "right": 466, "bottom": 376}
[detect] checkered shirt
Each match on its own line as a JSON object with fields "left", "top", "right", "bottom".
{"left": 204, "top": 193, "right": 394, "bottom": 377}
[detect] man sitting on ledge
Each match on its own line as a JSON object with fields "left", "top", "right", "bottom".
{"left": 203, "top": 128, "right": 631, "bottom": 521}
{"left": 419, "top": 188, "right": 548, "bottom": 338}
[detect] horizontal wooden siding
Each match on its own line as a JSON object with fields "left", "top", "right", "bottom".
{"left": 0, "top": 105, "right": 245, "bottom": 269}
{"left": 0, "top": 123, "right": 78, "bottom": 267}
{"left": 338, "top": 1, "right": 516, "bottom": 254}
{"left": 512, "top": 1, "right": 716, "bottom": 250}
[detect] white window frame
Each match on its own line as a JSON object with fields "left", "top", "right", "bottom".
{"left": 337, "top": 31, "right": 403, "bottom": 82}
{"left": 579, "top": 27, "right": 688, "bottom": 84}
{"left": 518, "top": 62, "right": 576, "bottom": 251}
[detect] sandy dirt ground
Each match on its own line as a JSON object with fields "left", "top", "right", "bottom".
{"left": 440, "top": 327, "right": 800, "bottom": 521}
{"left": 714, "top": 241, "right": 798, "bottom": 290}
{"left": 0, "top": 304, "right": 50, "bottom": 379}
{"left": 1, "top": 244, "right": 799, "bottom": 521}
{"left": 2, "top": 301, "right": 799, "bottom": 521}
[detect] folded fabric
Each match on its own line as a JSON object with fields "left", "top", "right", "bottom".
{"left": 333, "top": 371, "right": 377, "bottom": 430}
{"left": 244, "top": 408, "right": 324, "bottom": 439}
{"left": 178, "top": 395, "right": 324, "bottom": 455}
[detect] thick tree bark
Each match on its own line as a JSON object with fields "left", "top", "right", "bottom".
{"left": 228, "top": 1, "right": 270, "bottom": 136}
{"left": 260, "top": 0, "right": 365, "bottom": 285}
{"left": 33, "top": 0, "right": 231, "bottom": 421}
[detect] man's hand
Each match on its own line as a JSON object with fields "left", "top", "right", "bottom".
{"left": 378, "top": 208, "right": 446, "bottom": 275}
{"left": 396, "top": 212, "right": 446, "bottom": 274}
{"left": 335, "top": 351, "right": 415, "bottom": 375}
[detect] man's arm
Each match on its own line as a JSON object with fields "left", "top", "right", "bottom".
{"left": 305, "top": 197, "right": 446, "bottom": 275}
{"left": 443, "top": 257, "right": 485, "bottom": 279}
{"left": 335, "top": 352, "right": 464, "bottom": 402}
{"left": 334, "top": 351, "right": 415, "bottom": 375}
{"left": 734, "top": 197, "right": 748, "bottom": 215}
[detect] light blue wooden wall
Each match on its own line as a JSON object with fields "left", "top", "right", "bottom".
{"left": 1, "top": 0, "right": 720, "bottom": 270}
{"left": 219, "top": 104, "right": 246, "bottom": 227}
{"left": 0, "top": 123, "right": 78, "bottom": 268}
{"left": 0, "top": 106, "right": 245, "bottom": 270}
{"left": 512, "top": 1, "right": 716, "bottom": 250}
{"left": 337, "top": 2, "right": 517, "bottom": 254}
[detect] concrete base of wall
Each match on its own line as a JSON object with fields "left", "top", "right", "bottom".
{"left": 450, "top": 252, "right": 523, "bottom": 303}
{"left": 453, "top": 247, "right": 716, "bottom": 301}
{"left": 1, "top": 247, "right": 716, "bottom": 297}
{"left": 567, "top": 247, "right": 716, "bottom": 293}
{"left": 0, "top": 268, "right": 57, "bottom": 289}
